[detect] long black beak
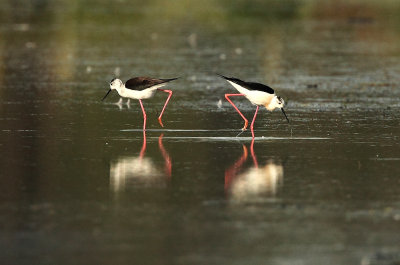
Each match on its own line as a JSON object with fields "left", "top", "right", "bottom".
{"left": 102, "top": 89, "right": 112, "bottom": 101}
{"left": 281, "top": 108, "right": 290, "bottom": 123}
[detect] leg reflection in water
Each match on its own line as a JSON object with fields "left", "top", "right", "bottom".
{"left": 110, "top": 132, "right": 172, "bottom": 192}
{"left": 225, "top": 139, "right": 284, "bottom": 201}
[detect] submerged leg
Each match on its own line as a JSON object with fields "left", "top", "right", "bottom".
{"left": 139, "top": 99, "right": 147, "bottom": 131}
{"left": 250, "top": 138, "right": 258, "bottom": 168}
{"left": 224, "top": 144, "right": 248, "bottom": 190}
{"left": 250, "top": 106, "right": 259, "bottom": 138}
{"left": 225, "top": 94, "right": 248, "bottom": 131}
{"left": 157, "top": 89, "right": 173, "bottom": 127}
{"left": 158, "top": 134, "right": 172, "bottom": 178}
{"left": 115, "top": 98, "right": 123, "bottom": 110}
{"left": 140, "top": 130, "right": 146, "bottom": 158}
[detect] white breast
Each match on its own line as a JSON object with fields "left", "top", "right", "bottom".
{"left": 245, "top": 90, "right": 274, "bottom": 106}
{"left": 118, "top": 84, "right": 166, "bottom": 100}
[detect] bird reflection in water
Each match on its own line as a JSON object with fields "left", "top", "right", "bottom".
{"left": 225, "top": 139, "right": 283, "bottom": 201}
{"left": 110, "top": 132, "right": 171, "bottom": 192}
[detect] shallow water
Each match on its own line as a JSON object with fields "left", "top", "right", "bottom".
{"left": 1, "top": 0, "right": 400, "bottom": 264}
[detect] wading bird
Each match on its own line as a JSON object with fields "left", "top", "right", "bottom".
{"left": 218, "top": 74, "right": 289, "bottom": 138}
{"left": 102, "top": 77, "right": 178, "bottom": 130}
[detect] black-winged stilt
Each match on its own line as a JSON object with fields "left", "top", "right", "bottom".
{"left": 102, "top": 77, "right": 178, "bottom": 130}
{"left": 218, "top": 74, "right": 289, "bottom": 138}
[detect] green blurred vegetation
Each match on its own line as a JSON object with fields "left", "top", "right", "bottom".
{"left": 1, "top": 0, "right": 400, "bottom": 26}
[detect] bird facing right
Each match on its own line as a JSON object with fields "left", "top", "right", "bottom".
{"left": 218, "top": 74, "right": 289, "bottom": 138}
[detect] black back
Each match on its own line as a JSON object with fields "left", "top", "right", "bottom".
{"left": 217, "top": 74, "right": 274, "bottom": 94}
{"left": 125, "top": 77, "right": 178, "bottom": 91}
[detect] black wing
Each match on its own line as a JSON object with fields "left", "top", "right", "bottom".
{"left": 125, "top": 77, "right": 178, "bottom": 91}
{"left": 217, "top": 74, "right": 274, "bottom": 94}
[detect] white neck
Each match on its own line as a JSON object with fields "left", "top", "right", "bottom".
{"left": 115, "top": 84, "right": 125, "bottom": 96}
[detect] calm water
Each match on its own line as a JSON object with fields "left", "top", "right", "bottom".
{"left": 1, "top": 1, "right": 400, "bottom": 264}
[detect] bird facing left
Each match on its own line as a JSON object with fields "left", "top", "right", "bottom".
{"left": 102, "top": 76, "right": 178, "bottom": 130}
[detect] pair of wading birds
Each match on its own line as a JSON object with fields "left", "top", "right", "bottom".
{"left": 102, "top": 74, "right": 290, "bottom": 138}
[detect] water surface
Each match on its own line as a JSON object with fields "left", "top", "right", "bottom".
{"left": 1, "top": 1, "right": 400, "bottom": 264}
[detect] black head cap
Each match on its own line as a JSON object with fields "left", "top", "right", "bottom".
{"left": 110, "top": 78, "right": 116, "bottom": 84}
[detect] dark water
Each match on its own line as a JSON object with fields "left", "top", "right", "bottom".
{"left": 1, "top": 1, "right": 400, "bottom": 264}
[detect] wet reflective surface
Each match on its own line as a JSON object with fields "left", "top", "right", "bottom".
{"left": 1, "top": 0, "right": 400, "bottom": 264}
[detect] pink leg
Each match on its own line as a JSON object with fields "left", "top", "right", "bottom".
{"left": 139, "top": 99, "right": 147, "bottom": 131}
{"left": 250, "top": 106, "right": 259, "bottom": 138}
{"left": 158, "top": 134, "right": 172, "bottom": 178}
{"left": 225, "top": 94, "right": 249, "bottom": 131}
{"left": 250, "top": 138, "right": 258, "bottom": 168}
{"left": 140, "top": 130, "right": 146, "bottom": 159}
{"left": 224, "top": 145, "right": 248, "bottom": 190}
{"left": 157, "top": 89, "right": 173, "bottom": 127}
